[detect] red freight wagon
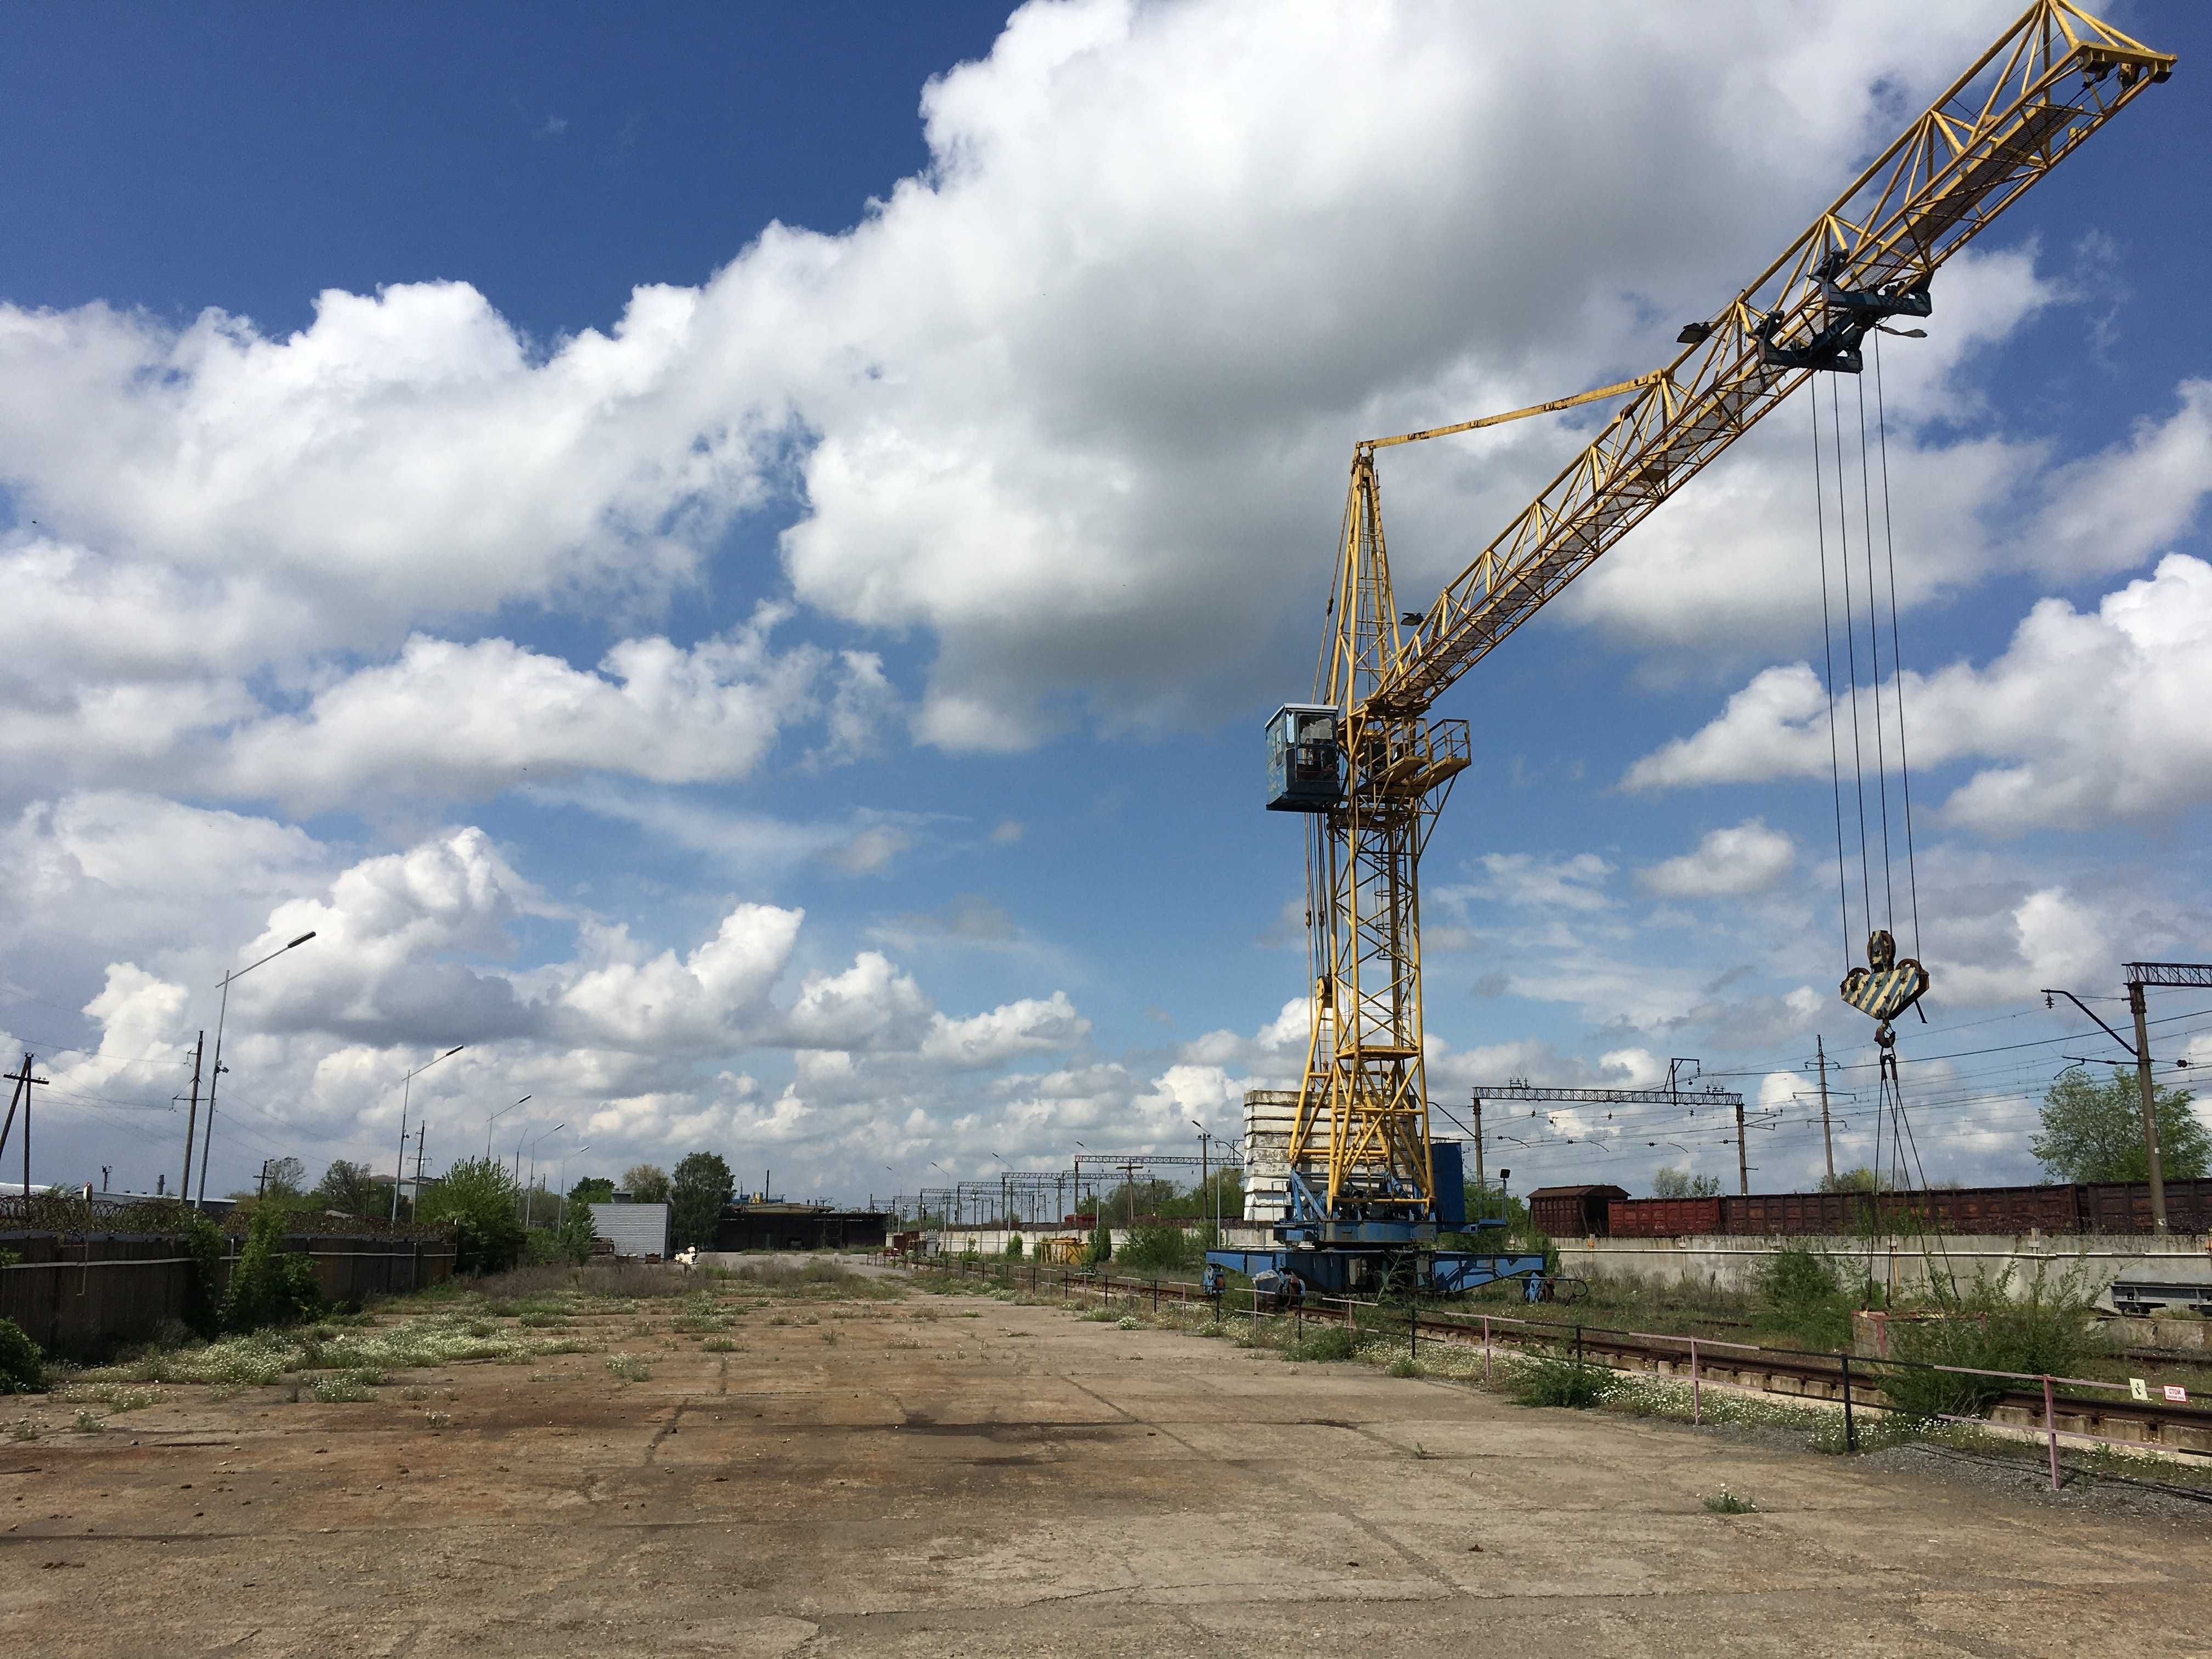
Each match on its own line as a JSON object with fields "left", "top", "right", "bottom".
{"left": 1527, "top": 1184, "right": 1628, "bottom": 1238}
{"left": 1607, "top": 1197, "right": 1723, "bottom": 1238}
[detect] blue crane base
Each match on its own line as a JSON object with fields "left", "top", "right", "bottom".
{"left": 1204, "top": 1245, "right": 1547, "bottom": 1297}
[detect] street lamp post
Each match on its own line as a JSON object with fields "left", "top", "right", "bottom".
{"left": 197, "top": 930, "right": 317, "bottom": 1210}
{"left": 394, "top": 1046, "right": 465, "bottom": 1221}
{"left": 487, "top": 1095, "right": 529, "bottom": 1159}
{"left": 524, "top": 1122, "right": 566, "bottom": 1228}
{"left": 556, "top": 1143, "right": 591, "bottom": 1223}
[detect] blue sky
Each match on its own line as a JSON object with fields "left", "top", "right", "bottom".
{"left": 2, "top": 1, "right": 2208, "bottom": 1207}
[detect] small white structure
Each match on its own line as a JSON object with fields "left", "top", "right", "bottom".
{"left": 1243, "top": 1088, "right": 1306, "bottom": 1223}
{"left": 588, "top": 1201, "right": 670, "bottom": 1260}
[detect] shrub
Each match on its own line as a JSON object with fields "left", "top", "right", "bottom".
{"left": 1751, "top": 1246, "right": 1853, "bottom": 1350}
{"left": 1085, "top": 1218, "right": 1113, "bottom": 1267}
{"left": 1282, "top": 1325, "right": 1357, "bottom": 1364}
{"left": 1703, "top": 1487, "right": 1757, "bottom": 1514}
{"left": 221, "top": 1205, "right": 324, "bottom": 1333}
{"left": 1510, "top": 1357, "right": 1609, "bottom": 1409}
{"left": 0, "top": 1318, "right": 44, "bottom": 1393}
{"left": 179, "top": 1211, "right": 226, "bottom": 1338}
{"left": 1003, "top": 1235, "right": 1024, "bottom": 1259}
{"left": 1119, "top": 1223, "right": 1195, "bottom": 1273}
{"left": 1882, "top": 1264, "right": 2106, "bottom": 1421}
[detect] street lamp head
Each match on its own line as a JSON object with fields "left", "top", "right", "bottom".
{"left": 442, "top": 1045, "right": 465, "bottom": 1059}
{"left": 515, "top": 1095, "right": 531, "bottom": 1106}
{"left": 285, "top": 931, "right": 317, "bottom": 950}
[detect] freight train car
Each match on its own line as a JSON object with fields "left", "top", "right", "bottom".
{"left": 1606, "top": 1197, "right": 1723, "bottom": 1238}
{"left": 1526, "top": 1185, "right": 1628, "bottom": 1238}
{"left": 1604, "top": 1180, "right": 2209, "bottom": 1239}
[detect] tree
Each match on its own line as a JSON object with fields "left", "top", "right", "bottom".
{"left": 669, "top": 1152, "right": 735, "bottom": 1250}
{"left": 1085, "top": 1216, "right": 1113, "bottom": 1266}
{"left": 568, "top": 1176, "right": 615, "bottom": 1206}
{"left": 315, "top": 1159, "right": 385, "bottom": 1220}
{"left": 623, "top": 1164, "right": 672, "bottom": 1204}
{"left": 261, "top": 1156, "right": 307, "bottom": 1197}
{"left": 1462, "top": 1182, "right": 1529, "bottom": 1229}
{"left": 555, "top": 1195, "right": 599, "bottom": 1263}
{"left": 2033, "top": 1066, "right": 2210, "bottom": 1182}
{"left": 418, "top": 1156, "right": 527, "bottom": 1274}
{"left": 1651, "top": 1167, "right": 1722, "bottom": 1199}
{"left": 1818, "top": 1166, "right": 1889, "bottom": 1194}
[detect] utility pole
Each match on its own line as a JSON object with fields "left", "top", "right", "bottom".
{"left": 180, "top": 1032, "right": 204, "bottom": 1201}
{"left": 2127, "top": 979, "right": 2165, "bottom": 1233}
{"left": 2, "top": 1054, "right": 50, "bottom": 1197}
{"left": 1814, "top": 1036, "right": 1835, "bottom": 1185}
{"left": 1470, "top": 1092, "right": 1486, "bottom": 1209}
{"left": 2045, "top": 964, "right": 2212, "bottom": 1235}
{"left": 1735, "top": 1098, "right": 1750, "bottom": 1197}
{"left": 413, "top": 1122, "right": 427, "bottom": 1213}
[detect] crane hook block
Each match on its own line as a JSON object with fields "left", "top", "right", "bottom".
{"left": 1840, "top": 929, "right": 1929, "bottom": 1029}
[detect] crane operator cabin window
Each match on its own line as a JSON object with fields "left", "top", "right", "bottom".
{"left": 1266, "top": 704, "right": 1342, "bottom": 812}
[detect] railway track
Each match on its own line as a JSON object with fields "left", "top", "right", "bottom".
{"left": 898, "top": 1256, "right": 2212, "bottom": 1458}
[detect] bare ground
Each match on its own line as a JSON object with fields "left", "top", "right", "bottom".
{"left": 3, "top": 1260, "right": 2205, "bottom": 1657}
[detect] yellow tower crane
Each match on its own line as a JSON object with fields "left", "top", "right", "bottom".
{"left": 1242, "top": 3, "right": 2174, "bottom": 1293}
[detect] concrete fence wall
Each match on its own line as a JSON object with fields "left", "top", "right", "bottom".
{"left": 1556, "top": 1230, "right": 2212, "bottom": 1306}
{"left": 921, "top": 1221, "right": 1274, "bottom": 1258}
{"left": 1, "top": 1231, "right": 456, "bottom": 1358}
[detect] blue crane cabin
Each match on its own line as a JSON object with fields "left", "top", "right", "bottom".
{"left": 1266, "top": 704, "right": 1343, "bottom": 812}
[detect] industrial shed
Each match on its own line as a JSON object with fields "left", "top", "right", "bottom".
{"left": 713, "top": 1201, "right": 888, "bottom": 1252}
{"left": 588, "top": 1201, "right": 670, "bottom": 1260}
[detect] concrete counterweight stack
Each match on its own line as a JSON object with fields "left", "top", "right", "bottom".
{"left": 1242, "top": 1088, "right": 1304, "bottom": 1225}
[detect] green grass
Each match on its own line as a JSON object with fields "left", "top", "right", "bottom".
{"left": 606, "top": 1353, "right": 652, "bottom": 1383}
{"left": 311, "top": 1373, "right": 378, "bottom": 1403}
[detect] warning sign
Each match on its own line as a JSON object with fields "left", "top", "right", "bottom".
{"left": 2130, "top": 1377, "right": 2149, "bottom": 1401}
{"left": 2163, "top": 1384, "right": 2188, "bottom": 1404}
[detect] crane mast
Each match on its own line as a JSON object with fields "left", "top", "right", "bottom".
{"left": 1252, "top": 2, "right": 2173, "bottom": 1285}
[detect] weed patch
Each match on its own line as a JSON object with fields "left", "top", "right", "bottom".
{"left": 1703, "top": 1486, "right": 1757, "bottom": 1514}
{"left": 1510, "top": 1357, "right": 1609, "bottom": 1409}
{"left": 312, "top": 1373, "right": 378, "bottom": 1403}
{"left": 1282, "top": 1326, "right": 1357, "bottom": 1364}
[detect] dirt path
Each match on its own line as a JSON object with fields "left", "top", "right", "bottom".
{"left": 3, "top": 1267, "right": 2204, "bottom": 1657}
